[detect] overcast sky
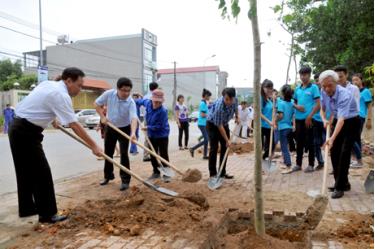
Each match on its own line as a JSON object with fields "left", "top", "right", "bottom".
{"left": 0, "top": 0, "right": 298, "bottom": 90}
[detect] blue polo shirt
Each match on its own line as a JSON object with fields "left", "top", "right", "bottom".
{"left": 95, "top": 89, "right": 137, "bottom": 127}
{"left": 293, "top": 83, "right": 320, "bottom": 120}
{"left": 277, "top": 99, "right": 294, "bottom": 130}
{"left": 197, "top": 100, "right": 208, "bottom": 126}
{"left": 261, "top": 96, "right": 273, "bottom": 129}
{"left": 321, "top": 85, "right": 358, "bottom": 120}
{"left": 359, "top": 88, "right": 372, "bottom": 118}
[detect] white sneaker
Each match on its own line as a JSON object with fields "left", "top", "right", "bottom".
{"left": 350, "top": 161, "right": 363, "bottom": 168}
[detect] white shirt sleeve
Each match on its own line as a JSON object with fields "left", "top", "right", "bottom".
{"left": 48, "top": 92, "right": 77, "bottom": 125}
{"left": 129, "top": 99, "right": 138, "bottom": 120}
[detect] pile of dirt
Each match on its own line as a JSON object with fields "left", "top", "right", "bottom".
{"left": 182, "top": 168, "right": 202, "bottom": 182}
{"left": 335, "top": 213, "right": 373, "bottom": 243}
{"left": 56, "top": 185, "right": 209, "bottom": 238}
{"left": 303, "top": 195, "right": 328, "bottom": 229}
{"left": 230, "top": 142, "right": 253, "bottom": 154}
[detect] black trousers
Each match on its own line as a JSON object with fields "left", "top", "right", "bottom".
{"left": 295, "top": 119, "right": 315, "bottom": 167}
{"left": 178, "top": 121, "right": 189, "bottom": 147}
{"left": 261, "top": 127, "right": 275, "bottom": 160}
{"left": 148, "top": 137, "right": 169, "bottom": 174}
{"left": 8, "top": 118, "right": 57, "bottom": 218}
{"left": 331, "top": 117, "right": 361, "bottom": 191}
{"left": 104, "top": 125, "right": 131, "bottom": 183}
{"left": 207, "top": 121, "right": 230, "bottom": 177}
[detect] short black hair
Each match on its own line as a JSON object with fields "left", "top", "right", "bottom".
{"left": 281, "top": 84, "right": 293, "bottom": 102}
{"left": 202, "top": 88, "right": 212, "bottom": 98}
{"left": 314, "top": 73, "right": 320, "bottom": 80}
{"left": 149, "top": 82, "right": 158, "bottom": 91}
{"left": 6, "top": 104, "right": 10, "bottom": 107}
{"left": 117, "top": 77, "right": 133, "bottom": 89}
{"left": 299, "top": 66, "right": 312, "bottom": 75}
{"left": 177, "top": 94, "right": 184, "bottom": 101}
{"left": 334, "top": 65, "right": 348, "bottom": 74}
{"left": 222, "top": 87, "right": 236, "bottom": 98}
{"left": 61, "top": 67, "right": 85, "bottom": 81}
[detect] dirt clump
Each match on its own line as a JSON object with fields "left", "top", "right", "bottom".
{"left": 230, "top": 142, "right": 253, "bottom": 154}
{"left": 182, "top": 168, "right": 202, "bottom": 182}
{"left": 182, "top": 190, "right": 209, "bottom": 209}
{"left": 303, "top": 195, "right": 328, "bottom": 229}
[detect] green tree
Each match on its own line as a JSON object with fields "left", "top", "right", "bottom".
{"left": 216, "top": 0, "right": 265, "bottom": 235}
{"left": 1, "top": 74, "right": 37, "bottom": 91}
{"left": 0, "top": 59, "right": 22, "bottom": 83}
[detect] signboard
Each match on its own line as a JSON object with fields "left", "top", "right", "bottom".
{"left": 37, "top": 66, "right": 48, "bottom": 83}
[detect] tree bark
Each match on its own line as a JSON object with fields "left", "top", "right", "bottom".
{"left": 249, "top": 0, "right": 265, "bottom": 236}
{"left": 293, "top": 50, "right": 298, "bottom": 85}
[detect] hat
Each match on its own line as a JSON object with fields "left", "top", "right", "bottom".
{"left": 151, "top": 89, "right": 165, "bottom": 102}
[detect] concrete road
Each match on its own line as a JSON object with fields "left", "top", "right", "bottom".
{"left": 0, "top": 122, "right": 201, "bottom": 196}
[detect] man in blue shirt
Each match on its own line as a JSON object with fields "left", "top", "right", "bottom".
{"left": 207, "top": 87, "right": 239, "bottom": 180}
{"left": 129, "top": 93, "right": 142, "bottom": 155}
{"left": 95, "top": 77, "right": 138, "bottom": 191}
{"left": 142, "top": 82, "right": 158, "bottom": 162}
{"left": 320, "top": 70, "right": 360, "bottom": 199}
{"left": 3, "top": 104, "right": 14, "bottom": 134}
{"left": 351, "top": 73, "right": 373, "bottom": 167}
{"left": 292, "top": 66, "right": 321, "bottom": 173}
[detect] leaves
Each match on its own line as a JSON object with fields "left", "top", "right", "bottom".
{"left": 0, "top": 59, "right": 37, "bottom": 90}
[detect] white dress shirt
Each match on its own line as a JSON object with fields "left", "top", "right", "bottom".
{"left": 15, "top": 80, "right": 77, "bottom": 128}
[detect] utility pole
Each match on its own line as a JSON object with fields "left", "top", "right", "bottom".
{"left": 38, "top": 0, "right": 43, "bottom": 66}
{"left": 172, "top": 61, "right": 177, "bottom": 114}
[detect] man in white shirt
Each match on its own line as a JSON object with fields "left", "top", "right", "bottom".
{"left": 234, "top": 101, "right": 251, "bottom": 142}
{"left": 8, "top": 67, "right": 102, "bottom": 224}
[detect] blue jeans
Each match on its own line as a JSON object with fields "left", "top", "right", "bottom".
{"left": 279, "top": 128, "right": 292, "bottom": 167}
{"left": 353, "top": 117, "right": 366, "bottom": 160}
{"left": 129, "top": 126, "right": 139, "bottom": 154}
{"left": 191, "top": 125, "right": 209, "bottom": 157}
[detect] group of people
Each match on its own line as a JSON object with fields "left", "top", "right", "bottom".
{"left": 260, "top": 65, "right": 372, "bottom": 199}
{"left": 6, "top": 64, "right": 372, "bottom": 225}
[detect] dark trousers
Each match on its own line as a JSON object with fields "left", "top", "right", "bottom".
{"left": 352, "top": 117, "right": 366, "bottom": 160}
{"left": 178, "top": 121, "right": 189, "bottom": 147}
{"left": 207, "top": 121, "right": 230, "bottom": 177}
{"left": 295, "top": 119, "right": 315, "bottom": 167}
{"left": 313, "top": 120, "right": 325, "bottom": 165}
{"left": 191, "top": 125, "right": 209, "bottom": 157}
{"left": 104, "top": 125, "right": 131, "bottom": 183}
{"left": 261, "top": 127, "right": 275, "bottom": 160}
{"left": 148, "top": 137, "right": 169, "bottom": 174}
{"left": 331, "top": 117, "right": 360, "bottom": 190}
{"left": 8, "top": 118, "right": 57, "bottom": 218}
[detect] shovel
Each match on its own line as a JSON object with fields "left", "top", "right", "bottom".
{"left": 262, "top": 97, "right": 277, "bottom": 172}
{"left": 58, "top": 126, "right": 178, "bottom": 197}
{"left": 208, "top": 147, "right": 230, "bottom": 190}
{"left": 364, "top": 169, "right": 374, "bottom": 193}
{"left": 106, "top": 122, "right": 184, "bottom": 176}
{"left": 135, "top": 118, "right": 175, "bottom": 177}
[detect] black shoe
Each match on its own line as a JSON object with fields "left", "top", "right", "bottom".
{"left": 143, "top": 157, "right": 151, "bottom": 162}
{"left": 331, "top": 190, "right": 344, "bottom": 199}
{"left": 189, "top": 148, "right": 194, "bottom": 158}
{"left": 203, "top": 156, "right": 209, "bottom": 160}
{"left": 315, "top": 164, "right": 324, "bottom": 171}
{"left": 328, "top": 184, "right": 350, "bottom": 192}
{"left": 222, "top": 174, "right": 234, "bottom": 179}
{"left": 100, "top": 176, "right": 114, "bottom": 186}
{"left": 39, "top": 214, "right": 68, "bottom": 224}
{"left": 120, "top": 183, "right": 129, "bottom": 191}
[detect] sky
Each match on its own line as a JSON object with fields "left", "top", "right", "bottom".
{"left": 0, "top": 0, "right": 298, "bottom": 90}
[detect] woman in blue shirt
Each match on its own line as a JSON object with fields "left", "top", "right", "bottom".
{"left": 277, "top": 85, "right": 295, "bottom": 174}
{"left": 261, "top": 79, "right": 276, "bottom": 160}
{"left": 136, "top": 89, "right": 171, "bottom": 182}
{"left": 189, "top": 89, "right": 212, "bottom": 159}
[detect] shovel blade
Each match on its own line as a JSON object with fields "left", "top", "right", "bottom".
{"left": 262, "top": 160, "right": 277, "bottom": 173}
{"left": 143, "top": 181, "right": 179, "bottom": 197}
{"left": 207, "top": 177, "right": 224, "bottom": 190}
{"left": 158, "top": 166, "right": 175, "bottom": 178}
{"left": 364, "top": 170, "right": 374, "bottom": 193}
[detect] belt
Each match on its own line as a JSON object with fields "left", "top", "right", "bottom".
{"left": 13, "top": 116, "right": 44, "bottom": 133}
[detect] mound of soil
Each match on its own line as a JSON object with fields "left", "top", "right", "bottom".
{"left": 182, "top": 168, "right": 202, "bottom": 182}
{"left": 230, "top": 143, "right": 253, "bottom": 154}
{"left": 57, "top": 185, "right": 209, "bottom": 238}
{"left": 336, "top": 213, "right": 373, "bottom": 242}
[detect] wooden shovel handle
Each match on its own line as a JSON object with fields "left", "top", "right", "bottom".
{"left": 321, "top": 125, "right": 331, "bottom": 195}
{"left": 217, "top": 147, "right": 230, "bottom": 177}
{"left": 58, "top": 126, "right": 145, "bottom": 183}
{"left": 106, "top": 122, "right": 184, "bottom": 175}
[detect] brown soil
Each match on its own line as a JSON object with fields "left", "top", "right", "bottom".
{"left": 313, "top": 211, "right": 374, "bottom": 249}
{"left": 303, "top": 195, "right": 328, "bottom": 229}
{"left": 230, "top": 142, "right": 253, "bottom": 155}
{"left": 182, "top": 168, "right": 203, "bottom": 182}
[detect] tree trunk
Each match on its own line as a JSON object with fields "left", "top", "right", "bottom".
{"left": 293, "top": 51, "right": 298, "bottom": 85}
{"left": 285, "top": 34, "right": 294, "bottom": 85}
{"left": 249, "top": 0, "right": 265, "bottom": 236}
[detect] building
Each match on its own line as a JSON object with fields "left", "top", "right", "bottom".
{"left": 0, "top": 89, "right": 30, "bottom": 111}
{"left": 235, "top": 87, "right": 254, "bottom": 104}
{"left": 23, "top": 28, "right": 157, "bottom": 94}
{"left": 157, "top": 66, "right": 228, "bottom": 110}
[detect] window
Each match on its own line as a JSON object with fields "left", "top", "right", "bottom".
{"left": 143, "top": 71, "right": 153, "bottom": 93}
